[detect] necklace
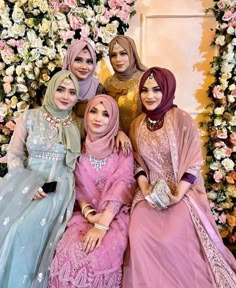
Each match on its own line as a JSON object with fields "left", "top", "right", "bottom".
{"left": 89, "top": 156, "right": 108, "bottom": 171}
{"left": 43, "top": 111, "right": 73, "bottom": 128}
{"left": 146, "top": 117, "right": 164, "bottom": 131}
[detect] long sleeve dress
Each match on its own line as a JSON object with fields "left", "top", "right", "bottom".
{"left": 0, "top": 107, "right": 79, "bottom": 288}
{"left": 49, "top": 151, "right": 135, "bottom": 288}
{"left": 123, "top": 108, "right": 236, "bottom": 288}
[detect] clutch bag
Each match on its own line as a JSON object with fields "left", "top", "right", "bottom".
{"left": 145, "top": 179, "right": 170, "bottom": 209}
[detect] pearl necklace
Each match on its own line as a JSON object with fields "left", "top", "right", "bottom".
{"left": 146, "top": 117, "right": 164, "bottom": 131}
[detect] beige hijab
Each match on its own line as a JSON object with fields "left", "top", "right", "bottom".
{"left": 43, "top": 70, "right": 81, "bottom": 170}
{"left": 109, "top": 35, "right": 146, "bottom": 81}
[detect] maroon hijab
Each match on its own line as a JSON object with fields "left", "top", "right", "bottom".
{"left": 139, "top": 67, "right": 177, "bottom": 120}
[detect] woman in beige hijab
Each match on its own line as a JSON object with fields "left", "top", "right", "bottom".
{"left": 0, "top": 70, "right": 81, "bottom": 288}
{"left": 104, "top": 35, "right": 146, "bottom": 152}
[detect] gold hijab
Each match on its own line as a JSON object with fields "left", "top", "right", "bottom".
{"left": 43, "top": 70, "right": 81, "bottom": 170}
{"left": 109, "top": 35, "right": 146, "bottom": 81}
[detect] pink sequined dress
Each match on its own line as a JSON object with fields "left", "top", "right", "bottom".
{"left": 49, "top": 151, "right": 135, "bottom": 288}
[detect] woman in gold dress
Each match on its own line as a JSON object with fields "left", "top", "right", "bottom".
{"left": 104, "top": 35, "right": 146, "bottom": 147}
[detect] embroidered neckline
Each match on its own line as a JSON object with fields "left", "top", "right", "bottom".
{"left": 88, "top": 156, "right": 108, "bottom": 171}
{"left": 43, "top": 111, "right": 73, "bottom": 128}
{"left": 146, "top": 117, "right": 164, "bottom": 131}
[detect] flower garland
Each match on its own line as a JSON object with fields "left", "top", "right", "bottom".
{"left": 0, "top": 0, "right": 136, "bottom": 176}
{"left": 206, "top": 0, "right": 236, "bottom": 244}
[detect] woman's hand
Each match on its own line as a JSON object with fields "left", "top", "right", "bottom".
{"left": 87, "top": 213, "right": 103, "bottom": 224}
{"left": 115, "top": 130, "right": 132, "bottom": 156}
{"left": 83, "top": 226, "right": 106, "bottom": 254}
{"left": 32, "top": 187, "right": 48, "bottom": 200}
{"left": 165, "top": 190, "right": 182, "bottom": 206}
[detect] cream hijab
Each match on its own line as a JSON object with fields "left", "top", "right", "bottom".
{"left": 43, "top": 70, "right": 81, "bottom": 170}
{"left": 109, "top": 35, "right": 146, "bottom": 81}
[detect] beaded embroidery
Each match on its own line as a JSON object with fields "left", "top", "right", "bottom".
{"left": 89, "top": 156, "right": 107, "bottom": 171}
{"left": 146, "top": 117, "right": 164, "bottom": 131}
{"left": 43, "top": 111, "right": 73, "bottom": 128}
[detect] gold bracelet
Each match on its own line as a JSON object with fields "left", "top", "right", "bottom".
{"left": 94, "top": 223, "right": 109, "bottom": 232}
{"left": 84, "top": 208, "right": 96, "bottom": 219}
{"left": 81, "top": 203, "right": 93, "bottom": 215}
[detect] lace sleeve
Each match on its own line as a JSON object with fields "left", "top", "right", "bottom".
{"left": 7, "top": 113, "right": 28, "bottom": 170}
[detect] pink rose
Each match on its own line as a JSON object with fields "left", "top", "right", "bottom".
{"left": 108, "top": 0, "right": 118, "bottom": 9}
{"left": 80, "top": 25, "right": 90, "bottom": 39}
{"left": 229, "top": 133, "right": 236, "bottom": 146}
{"left": 222, "top": 11, "right": 233, "bottom": 21}
{"left": 0, "top": 156, "right": 7, "bottom": 163}
{"left": 3, "top": 75, "right": 14, "bottom": 83}
{"left": 16, "top": 40, "right": 24, "bottom": 48}
{"left": 7, "top": 39, "right": 17, "bottom": 47}
{"left": 64, "top": 0, "right": 77, "bottom": 7}
{"left": 213, "top": 170, "right": 223, "bottom": 183}
{"left": 217, "top": 1, "right": 225, "bottom": 9}
{"left": 3, "top": 83, "right": 11, "bottom": 94}
{"left": 60, "top": 31, "right": 75, "bottom": 41}
{"left": 214, "top": 141, "right": 225, "bottom": 148}
{"left": 5, "top": 120, "right": 15, "bottom": 130}
{"left": 0, "top": 40, "right": 6, "bottom": 49}
{"left": 216, "top": 129, "right": 228, "bottom": 139}
{"left": 93, "top": 27, "right": 99, "bottom": 41}
{"left": 117, "top": 10, "right": 129, "bottom": 22}
{"left": 68, "top": 14, "right": 84, "bottom": 30}
{"left": 213, "top": 85, "right": 225, "bottom": 99}
{"left": 219, "top": 213, "right": 227, "bottom": 224}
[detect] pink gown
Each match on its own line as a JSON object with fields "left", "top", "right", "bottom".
{"left": 123, "top": 108, "right": 236, "bottom": 288}
{"left": 49, "top": 151, "right": 135, "bottom": 288}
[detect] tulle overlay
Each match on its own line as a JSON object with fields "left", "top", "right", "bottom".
{"left": 0, "top": 108, "right": 76, "bottom": 288}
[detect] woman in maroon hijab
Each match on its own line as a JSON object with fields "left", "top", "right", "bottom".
{"left": 123, "top": 67, "right": 236, "bottom": 287}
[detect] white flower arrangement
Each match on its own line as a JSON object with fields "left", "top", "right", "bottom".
{"left": 0, "top": 0, "right": 136, "bottom": 175}
{"left": 205, "top": 0, "right": 236, "bottom": 244}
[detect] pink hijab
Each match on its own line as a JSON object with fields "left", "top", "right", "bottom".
{"left": 63, "top": 39, "right": 99, "bottom": 100}
{"left": 84, "top": 94, "right": 119, "bottom": 159}
{"left": 139, "top": 66, "right": 177, "bottom": 120}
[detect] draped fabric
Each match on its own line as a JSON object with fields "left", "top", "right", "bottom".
{"left": 123, "top": 107, "right": 236, "bottom": 287}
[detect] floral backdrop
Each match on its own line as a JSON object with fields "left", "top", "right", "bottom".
{"left": 0, "top": 0, "right": 136, "bottom": 176}
{"left": 206, "top": 0, "right": 236, "bottom": 244}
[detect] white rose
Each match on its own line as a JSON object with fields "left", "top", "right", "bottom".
{"left": 214, "top": 106, "right": 225, "bottom": 115}
{"left": 210, "top": 161, "right": 221, "bottom": 170}
{"left": 228, "top": 95, "right": 235, "bottom": 103}
{"left": 9, "top": 24, "right": 26, "bottom": 37}
{"left": 35, "top": 59, "right": 43, "bottom": 68}
{"left": 0, "top": 103, "right": 9, "bottom": 117}
{"left": 1, "top": 14, "right": 12, "bottom": 29}
{"left": 207, "top": 191, "right": 218, "bottom": 200}
{"left": 16, "top": 76, "right": 25, "bottom": 83}
{"left": 0, "top": 62, "right": 5, "bottom": 70}
{"left": 20, "top": 93, "right": 30, "bottom": 101}
{"left": 12, "top": 6, "right": 25, "bottom": 23}
{"left": 39, "top": 1, "right": 49, "bottom": 13}
{"left": 227, "top": 26, "right": 235, "bottom": 35}
{"left": 213, "top": 148, "right": 225, "bottom": 160}
{"left": 34, "top": 67, "right": 40, "bottom": 78}
{"left": 29, "top": 48, "right": 40, "bottom": 61}
{"left": 214, "top": 117, "right": 223, "bottom": 126}
{"left": 48, "top": 62, "right": 56, "bottom": 72}
{"left": 39, "top": 19, "right": 50, "bottom": 35}
{"left": 17, "top": 84, "right": 28, "bottom": 93}
{"left": 221, "top": 158, "right": 234, "bottom": 171}
{"left": 5, "top": 66, "right": 15, "bottom": 75}
{"left": 96, "top": 15, "right": 109, "bottom": 25}
{"left": 94, "top": 5, "right": 105, "bottom": 14}
{"left": 232, "top": 38, "right": 236, "bottom": 46}
{"left": 215, "top": 35, "right": 225, "bottom": 46}
{"left": 229, "top": 116, "right": 236, "bottom": 126}
{"left": 229, "top": 84, "right": 236, "bottom": 91}
{"left": 27, "top": 30, "right": 42, "bottom": 48}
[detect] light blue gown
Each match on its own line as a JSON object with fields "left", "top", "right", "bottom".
{"left": 0, "top": 108, "right": 77, "bottom": 288}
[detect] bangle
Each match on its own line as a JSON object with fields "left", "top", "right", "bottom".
{"left": 81, "top": 203, "right": 93, "bottom": 215}
{"left": 94, "top": 223, "right": 109, "bottom": 232}
{"left": 84, "top": 208, "right": 96, "bottom": 219}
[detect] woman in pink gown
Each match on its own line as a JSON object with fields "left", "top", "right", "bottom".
{"left": 123, "top": 67, "right": 236, "bottom": 288}
{"left": 49, "top": 94, "right": 135, "bottom": 288}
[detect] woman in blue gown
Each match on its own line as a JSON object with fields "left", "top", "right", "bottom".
{"left": 0, "top": 70, "right": 81, "bottom": 288}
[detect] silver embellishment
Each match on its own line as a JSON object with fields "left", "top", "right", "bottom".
{"left": 89, "top": 156, "right": 107, "bottom": 171}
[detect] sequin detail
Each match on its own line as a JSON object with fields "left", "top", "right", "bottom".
{"left": 43, "top": 111, "right": 73, "bottom": 128}
{"left": 30, "top": 151, "right": 64, "bottom": 161}
{"left": 89, "top": 156, "right": 107, "bottom": 171}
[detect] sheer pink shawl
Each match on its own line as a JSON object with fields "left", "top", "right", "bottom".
{"left": 62, "top": 39, "right": 99, "bottom": 100}
{"left": 130, "top": 108, "right": 236, "bottom": 271}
